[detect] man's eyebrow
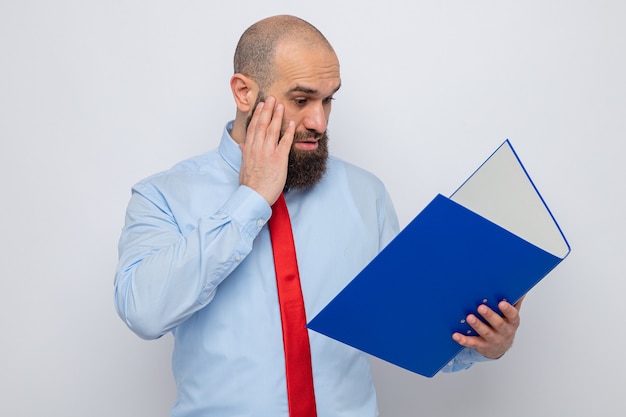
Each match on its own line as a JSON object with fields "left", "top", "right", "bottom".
{"left": 287, "top": 83, "right": 342, "bottom": 96}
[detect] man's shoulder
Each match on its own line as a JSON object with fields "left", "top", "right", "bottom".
{"left": 327, "top": 155, "right": 386, "bottom": 189}
{"left": 133, "top": 149, "right": 223, "bottom": 191}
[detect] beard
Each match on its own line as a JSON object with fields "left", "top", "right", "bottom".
{"left": 245, "top": 97, "right": 329, "bottom": 191}
{"left": 285, "top": 130, "right": 329, "bottom": 190}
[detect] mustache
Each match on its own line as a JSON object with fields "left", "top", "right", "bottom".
{"left": 290, "top": 129, "right": 326, "bottom": 143}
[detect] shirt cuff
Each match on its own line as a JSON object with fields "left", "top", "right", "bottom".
{"left": 218, "top": 185, "right": 272, "bottom": 239}
{"left": 442, "top": 348, "right": 494, "bottom": 373}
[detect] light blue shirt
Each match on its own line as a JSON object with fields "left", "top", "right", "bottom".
{"left": 114, "top": 122, "right": 486, "bottom": 417}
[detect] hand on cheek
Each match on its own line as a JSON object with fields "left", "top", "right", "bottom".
{"left": 239, "top": 96, "right": 295, "bottom": 205}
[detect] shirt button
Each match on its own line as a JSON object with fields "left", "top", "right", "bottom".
{"left": 256, "top": 219, "right": 264, "bottom": 227}
{"left": 235, "top": 254, "right": 242, "bottom": 261}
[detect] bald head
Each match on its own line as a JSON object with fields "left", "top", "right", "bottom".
{"left": 233, "top": 15, "right": 335, "bottom": 91}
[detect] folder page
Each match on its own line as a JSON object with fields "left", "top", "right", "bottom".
{"left": 451, "top": 140, "right": 569, "bottom": 259}
{"left": 307, "top": 140, "right": 570, "bottom": 377}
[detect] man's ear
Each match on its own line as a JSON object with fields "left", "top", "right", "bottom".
{"left": 230, "top": 73, "right": 258, "bottom": 113}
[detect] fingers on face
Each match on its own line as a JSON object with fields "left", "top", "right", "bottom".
{"left": 248, "top": 97, "right": 296, "bottom": 155}
{"left": 247, "top": 101, "right": 265, "bottom": 143}
{"left": 248, "top": 97, "right": 281, "bottom": 146}
{"left": 278, "top": 120, "right": 296, "bottom": 152}
{"left": 265, "top": 102, "right": 284, "bottom": 145}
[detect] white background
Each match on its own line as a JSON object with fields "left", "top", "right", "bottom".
{"left": 1, "top": 1, "right": 624, "bottom": 416}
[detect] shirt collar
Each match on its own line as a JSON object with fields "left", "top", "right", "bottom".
{"left": 219, "top": 120, "right": 242, "bottom": 173}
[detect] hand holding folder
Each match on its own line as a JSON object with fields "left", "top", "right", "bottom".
{"left": 451, "top": 296, "right": 524, "bottom": 360}
{"left": 307, "top": 140, "right": 570, "bottom": 377}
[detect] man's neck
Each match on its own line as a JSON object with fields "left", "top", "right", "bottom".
{"left": 229, "top": 114, "right": 247, "bottom": 145}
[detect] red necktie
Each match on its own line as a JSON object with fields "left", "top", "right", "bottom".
{"left": 268, "top": 193, "right": 317, "bottom": 417}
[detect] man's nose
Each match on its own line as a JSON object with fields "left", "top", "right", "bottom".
{"left": 302, "top": 102, "right": 327, "bottom": 134}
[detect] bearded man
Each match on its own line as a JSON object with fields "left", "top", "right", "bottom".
{"left": 114, "top": 15, "right": 521, "bottom": 417}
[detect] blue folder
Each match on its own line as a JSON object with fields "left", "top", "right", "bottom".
{"left": 307, "top": 140, "right": 570, "bottom": 377}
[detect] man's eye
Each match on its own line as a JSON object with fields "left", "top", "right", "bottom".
{"left": 294, "top": 98, "right": 307, "bottom": 105}
{"left": 323, "top": 96, "right": 335, "bottom": 104}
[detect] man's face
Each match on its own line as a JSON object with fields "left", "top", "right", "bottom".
{"left": 250, "top": 41, "right": 341, "bottom": 190}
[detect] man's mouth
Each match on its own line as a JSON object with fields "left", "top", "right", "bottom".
{"left": 293, "top": 139, "right": 319, "bottom": 151}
